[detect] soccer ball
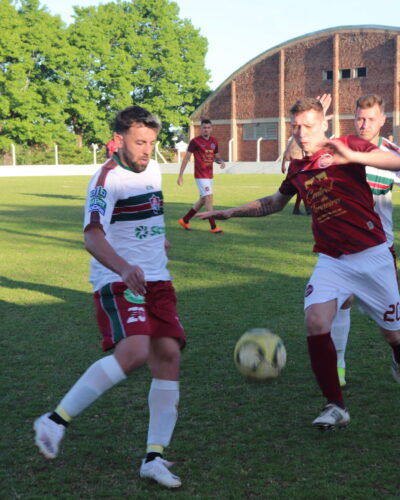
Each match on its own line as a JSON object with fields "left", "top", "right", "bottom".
{"left": 233, "top": 328, "right": 286, "bottom": 380}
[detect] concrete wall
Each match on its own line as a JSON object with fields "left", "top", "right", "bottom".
{"left": 0, "top": 162, "right": 283, "bottom": 177}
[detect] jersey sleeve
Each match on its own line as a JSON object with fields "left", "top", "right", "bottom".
{"left": 83, "top": 168, "right": 120, "bottom": 233}
{"left": 278, "top": 175, "right": 298, "bottom": 196}
{"left": 344, "top": 134, "right": 378, "bottom": 152}
{"left": 187, "top": 138, "right": 196, "bottom": 153}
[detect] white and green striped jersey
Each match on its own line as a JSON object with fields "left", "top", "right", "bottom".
{"left": 84, "top": 156, "right": 171, "bottom": 291}
{"left": 365, "top": 137, "right": 400, "bottom": 247}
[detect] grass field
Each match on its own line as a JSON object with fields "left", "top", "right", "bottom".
{"left": 1, "top": 174, "right": 400, "bottom": 499}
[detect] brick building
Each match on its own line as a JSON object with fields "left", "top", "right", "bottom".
{"left": 190, "top": 25, "right": 400, "bottom": 162}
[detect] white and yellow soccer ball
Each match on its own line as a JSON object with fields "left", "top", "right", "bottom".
{"left": 234, "top": 328, "right": 287, "bottom": 380}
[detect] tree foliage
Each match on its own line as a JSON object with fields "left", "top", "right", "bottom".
{"left": 0, "top": 0, "right": 210, "bottom": 149}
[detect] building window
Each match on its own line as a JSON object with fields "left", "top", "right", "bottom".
{"left": 323, "top": 70, "right": 333, "bottom": 80}
{"left": 339, "top": 68, "right": 351, "bottom": 79}
{"left": 243, "top": 122, "right": 277, "bottom": 140}
{"left": 355, "top": 67, "right": 367, "bottom": 78}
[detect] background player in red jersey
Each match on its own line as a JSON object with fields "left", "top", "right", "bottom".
{"left": 197, "top": 97, "right": 400, "bottom": 430}
{"left": 177, "top": 119, "right": 226, "bottom": 233}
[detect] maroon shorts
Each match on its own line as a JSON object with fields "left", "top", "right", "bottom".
{"left": 93, "top": 281, "right": 186, "bottom": 351}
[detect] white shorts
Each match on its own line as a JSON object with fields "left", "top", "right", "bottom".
{"left": 304, "top": 243, "right": 400, "bottom": 330}
{"left": 195, "top": 178, "right": 213, "bottom": 197}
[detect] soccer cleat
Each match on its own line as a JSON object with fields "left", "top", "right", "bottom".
{"left": 210, "top": 227, "right": 223, "bottom": 234}
{"left": 391, "top": 355, "right": 400, "bottom": 383}
{"left": 33, "top": 413, "right": 65, "bottom": 459}
{"left": 337, "top": 366, "right": 346, "bottom": 387}
{"left": 312, "top": 404, "right": 350, "bottom": 431}
{"left": 139, "top": 457, "right": 181, "bottom": 488}
{"left": 179, "top": 218, "right": 191, "bottom": 230}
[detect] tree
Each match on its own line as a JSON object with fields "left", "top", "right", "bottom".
{"left": 66, "top": 0, "right": 210, "bottom": 145}
{"left": 0, "top": 0, "right": 73, "bottom": 149}
{"left": 0, "top": 0, "right": 210, "bottom": 150}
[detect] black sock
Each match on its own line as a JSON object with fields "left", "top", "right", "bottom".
{"left": 390, "top": 343, "right": 400, "bottom": 363}
{"left": 145, "top": 452, "right": 163, "bottom": 463}
{"left": 49, "top": 411, "right": 69, "bottom": 427}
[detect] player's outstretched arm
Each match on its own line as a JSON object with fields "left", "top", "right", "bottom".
{"left": 325, "top": 139, "right": 400, "bottom": 170}
{"left": 196, "top": 191, "right": 292, "bottom": 220}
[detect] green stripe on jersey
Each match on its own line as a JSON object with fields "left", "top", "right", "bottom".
{"left": 114, "top": 191, "right": 163, "bottom": 207}
{"left": 111, "top": 209, "right": 163, "bottom": 223}
{"left": 99, "top": 284, "right": 125, "bottom": 344}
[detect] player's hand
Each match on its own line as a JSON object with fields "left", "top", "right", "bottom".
{"left": 196, "top": 209, "right": 232, "bottom": 220}
{"left": 177, "top": 175, "right": 183, "bottom": 186}
{"left": 317, "top": 93, "right": 333, "bottom": 121}
{"left": 120, "top": 264, "right": 147, "bottom": 296}
{"left": 323, "top": 139, "right": 357, "bottom": 165}
{"left": 165, "top": 239, "right": 171, "bottom": 254}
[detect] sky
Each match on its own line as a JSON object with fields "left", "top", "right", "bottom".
{"left": 41, "top": 0, "right": 400, "bottom": 90}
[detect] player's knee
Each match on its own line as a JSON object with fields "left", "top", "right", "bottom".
{"left": 305, "top": 309, "right": 329, "bottom": 335}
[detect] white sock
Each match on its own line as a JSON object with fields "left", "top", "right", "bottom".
{"left": 147, "top": 379, "right": 179, "bottom": 449}
{"left": 57, "top": 355, "right": 126, "bottom": 419}
{"left": 331, "top": 308, "right": 351, "bottom": 369}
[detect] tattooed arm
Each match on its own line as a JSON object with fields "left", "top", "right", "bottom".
{"left": 196, "top": 191, "right": 293, "bottom": 220}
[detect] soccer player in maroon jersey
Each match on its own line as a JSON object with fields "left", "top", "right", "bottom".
{"left": 177, "top": 119, "right": 226, "bottom": 233}
{"left": 197, "top": 97, "right": 400, "bottom": 430}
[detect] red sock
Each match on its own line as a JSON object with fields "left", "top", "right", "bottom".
{"left": 209, "top": 217, "right": 216, "bottom": 229}
{"left": 183, "top": 208, "right": 197, "bottom": 222}
{"left": 307, "top": 333, "right": 344, "bottom": 407}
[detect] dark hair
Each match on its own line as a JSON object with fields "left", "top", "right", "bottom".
{"left": 201, "top": 119, "right": 212, "bottom": 125}
{"left": 355, "top": 94, "right": 385, "bottom": 113}
{"left": 114, "top": 106, "right": 161, "bottom": 134}
{"left": 290, "top": 97, "right": 323, "bottom": 116}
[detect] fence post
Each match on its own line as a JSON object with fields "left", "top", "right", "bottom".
{"left": 92, "top": 144, "right": 98, "bottom": 165}
{"left": 54, "top": 144, "right": 58, "bottom": 165}
{"left": 256, "top": 137, "right": 263, "bottom": 162}
{"left": 11, "top": 144, "right": 16, "bottom": 166}
{"left": 155, "top": 141, "right": 167, "bottom": 163}
{"left": 228, "top": 138, "right": 234, "bottom": 162}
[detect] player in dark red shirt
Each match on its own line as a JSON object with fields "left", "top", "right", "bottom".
{"left": 177, "top": 119, "right": 226, "bottom": 233}
{"left": 198, "top": 97, "right": 400, "bottom": 430}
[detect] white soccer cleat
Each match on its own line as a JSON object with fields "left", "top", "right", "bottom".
{"left": 33, "top": 413, "right": 65, "bottom": 459}
{"left": 312, "top": 404, "right": 350, "bottom": 431}
{"left": 139, "top": 457, "right": 182, "bottom": 488}
{"left": 391, "top": 355, "right": 400, "bottom": 383}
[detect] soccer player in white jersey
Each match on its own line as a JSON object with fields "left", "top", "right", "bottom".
{"left": 331, "top": 94, "right": 400, "bottom": 387}
{"left": 33, "top": 106, "right": 185, "bottom": 488}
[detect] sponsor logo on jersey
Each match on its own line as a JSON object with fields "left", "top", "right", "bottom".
{"left": 89, "top": 186, "right": 107, "bottom": 215}
{"left": 149, "top": 194, "right": 162, "bottom": 214}
{"left": 305, "top": 284, "right": 314, "bottom": 297}
{"left": 135, "top": 225, "right": 165, "bottom": 239}
{"left": 127, "top": 306, "right": 146, "bottom": 323}
{"left": 366, "top": 221, "right": 375, "bottom": 230}
{"left": 123, "top": 289, "right": 145, "bottom": 304}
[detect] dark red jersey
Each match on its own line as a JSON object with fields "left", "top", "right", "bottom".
{"left": 279, "top": 135, "right": 386, "bottom": 257}
{"left": 188, "top": 135, "right": 219, "bottom": 179}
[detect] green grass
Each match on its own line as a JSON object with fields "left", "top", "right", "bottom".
{"left": 1, "top": 174, "right": 400, "bottom": 499}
